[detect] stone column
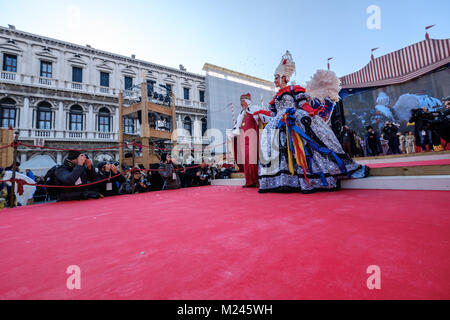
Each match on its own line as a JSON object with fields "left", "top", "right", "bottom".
{"left": 177, "top": 115, "right": 183, "bottom": 141}
{"left": 193, "top": 117, "right": 202, "bottom": 142}
{"left": 115, "top": 107, "right": 119, "bottom": 134}
{"left": 20, "top": 97, "right": 30, "bottom": 130}
{"left": 57, "top": 102, "right": 64, "bottom": 131}
{"left": 20, "top": 153, "right": 27, "bottom": 164}
{"left": 87, "top": 104, "right": 94, "bottom": 132}
{"left": 56, "top": 152, "right": 62, "bottom": 164}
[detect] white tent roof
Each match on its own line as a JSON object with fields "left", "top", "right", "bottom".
{"left": 19, "top": 155, "right": 56, "bottom": 177}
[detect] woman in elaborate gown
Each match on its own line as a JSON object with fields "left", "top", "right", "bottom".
{"left": 258, "top": 51, "right": 369, "bottom": 193}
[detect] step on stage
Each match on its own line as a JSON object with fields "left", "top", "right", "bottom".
{"left": 215, "top": 152, "right": 450, "bottom": 191}
{"left": 0, "top": 185, "right": 449, "bottom": 299}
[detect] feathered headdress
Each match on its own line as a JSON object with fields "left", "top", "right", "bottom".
{"left": 274, "top": 50, "right": 295, "bottom": 81}
{"left": 305, "top": 69, "right": 341, "bottom": 102}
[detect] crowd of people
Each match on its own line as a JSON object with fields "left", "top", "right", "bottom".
{"left": 346, "top": 98, "right": 450, "bottom": 157}
{"left": 0, "top": 150, "right": 238, "bottom": 206}
{"left": 339, "top": 122, "right": 418, "bottom": 157}
{"left": 339, "top": 122, "right": 442, "bottom": 158}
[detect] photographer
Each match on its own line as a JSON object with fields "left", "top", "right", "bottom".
{"left": 96, "top": 162, "right": 126, "bottom": 197}
{"left": 340, "top": 126, "right": 356, "bottom": 156}
{"left": 120, "top": 167, "right": 150, "bottom": 194}
{"left": 382, "top": 121, "right": 400, "bottom": 154}
{"left": 364, "top": 126, "right": 382, "bottom": 157}
{"left": 149, "top": 163, "right": 164, "bottom": 191}
{"left": 159, "top": 154, "right": 181, "bottom": 190}
{"left": 440, "top": 97, "right": 450, "bottom": 149}
{"left": 409, "top": 108, "right": 445, "bottom": 151}
{"left": 443, "top": 96, "right": 450, "bottom": 115}
{"left": 54, "top": 151, "right": 100, "bottom": 201}
{"left": 191, "top": 161, "right": 211, "bottom": 187}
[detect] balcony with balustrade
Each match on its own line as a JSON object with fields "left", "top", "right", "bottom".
{"left": 38, "top": 77, "right": 53, "bottom": 86}
{"left": 175, "top": 98, "right": 207, "bottom": 110}
{"left": 18, "top": 128, "right": 118, "bottom": 142}
{"left": 1, "top": 71, "right": 17, "bottom": 82}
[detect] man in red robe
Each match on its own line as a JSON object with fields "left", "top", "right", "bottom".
{"left": 234, "top": 93, "right": 260, "bottom": 188}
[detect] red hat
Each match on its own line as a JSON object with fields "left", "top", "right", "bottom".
{"left": 240, "top": 93, "right": 251, "bottom": 101}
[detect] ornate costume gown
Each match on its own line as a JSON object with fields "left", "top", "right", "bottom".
{"left": 259, "top": 85, "right": 369, "bottom": 193}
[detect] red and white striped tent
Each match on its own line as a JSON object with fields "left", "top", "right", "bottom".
{"left": 340, "top": 38, "right": 450, "bottom": 89}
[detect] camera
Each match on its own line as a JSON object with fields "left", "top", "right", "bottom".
{"left": 410, "top": 108, "right": 450, "bottom": 141}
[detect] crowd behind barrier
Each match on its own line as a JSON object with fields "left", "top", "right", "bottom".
{"left": 1, "top": 101, "right": 449, "bottom": 208}
{"left": 0, "top": 146, "right": 237, "bottom": 208}
{"left": 338, "top": 101, "right": 450, "bottom": 157}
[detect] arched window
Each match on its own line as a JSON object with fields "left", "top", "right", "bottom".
{"left": 37, "top": 101, "right": 52, "bottom": 129}
{"left": 201, "top": 118, "right": 207, "bottom": 136}
{"left": 98, "top": 107, "right": 111, "bottom": 132}
{"left": 0, "top": 98, "right": 16, "bottom": 128}
{"left": 183, "top": 116, "right": 192, "bottom": 136}
{"left": 69, "top": 105, "right": 83, "bottom": 131}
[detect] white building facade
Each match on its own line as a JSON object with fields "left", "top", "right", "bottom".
{"left": 202, "top": 63, "right": 276, "bottom": 155}
{"left": 0, "top": 25, "right": 207, "bottom": 167}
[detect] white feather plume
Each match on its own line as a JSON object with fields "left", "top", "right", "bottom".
{"left": 306, "top": 69, "right": 341, "bottom": 102}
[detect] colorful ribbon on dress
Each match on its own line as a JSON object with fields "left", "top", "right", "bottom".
{"left": 277, "top": 108, "right": 349, "bottom": 186}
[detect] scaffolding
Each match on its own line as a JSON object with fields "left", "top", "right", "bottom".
{"left": 118, "top": 76, "right": 177, "bottom": 168}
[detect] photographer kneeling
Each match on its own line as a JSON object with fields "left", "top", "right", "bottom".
{"left": 55, "top": 151, "right": 101, "bottom": 201}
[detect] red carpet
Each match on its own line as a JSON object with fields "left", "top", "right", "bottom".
{"left": 367, "top": 159, "right": 450, "bottom": 168}
{"left": 0, "top": 186, "right": 449, "bottom": 300}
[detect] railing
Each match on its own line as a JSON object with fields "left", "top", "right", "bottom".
{"left": 98, "top": 132, "right": 111, "bottom": 139}
{"left": 100, "top": 86, "right": 109, "bottom": 94}
{"left": 33, "top": 130, "right": 51, "bottom": 137}
{"left": 71, "top": 82, "right": 82, "bottom": 90}
{"left": 39, "top": 77, "right": 52, "bottom": 86}
{"left": 123, "top": 89, "right": 135, "bottom": 98}
{"left": 68, "top": 131, "right": 84, "bottom": 138}
{"left": 21, "top": 129, "right": 119, "bottom": 141}
{"left": 1, "top": 71, "right": 17, "bottom": 81}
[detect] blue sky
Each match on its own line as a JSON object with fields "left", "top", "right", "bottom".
{"left": 0, "top": 0, "right": 449, "bottom": 84}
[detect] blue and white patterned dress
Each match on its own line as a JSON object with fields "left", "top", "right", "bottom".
{"left": 259, "top": 86, "right": 369, "bottom": 193}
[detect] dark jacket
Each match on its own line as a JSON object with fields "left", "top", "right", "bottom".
{"left": 159, "top": 162, "right": 181, "bottom": 190}
{"left": 54, "top": 160, "right": 97, "bottom": 201}
{"left": 191, "top": 166, "right": 211, "bottom": 187}
{"left": 382, "top": 125, "right": 398, "bottom": 140}
{"left": 120, "top": 178, "right": 150, "bottom": 194}
{"left": 364, "top": 131, "right": 382, "bottom": 156}
{"left": 96, "top": 170, "right": 126, "bottom": 196}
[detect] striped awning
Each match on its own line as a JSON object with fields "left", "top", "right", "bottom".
{"left": 340, "top": 38, "right": 450, "bottom": 89}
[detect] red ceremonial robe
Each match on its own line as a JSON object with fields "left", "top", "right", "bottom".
{"left": 237, "top": 112, "right": 259, "bottom": 187}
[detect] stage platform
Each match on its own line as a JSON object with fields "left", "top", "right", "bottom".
{"left": 0, "top": 186, "right": 449, "bottom": 299}
{"left": 216, "top": 152, "right": 450, "bottom": 190}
